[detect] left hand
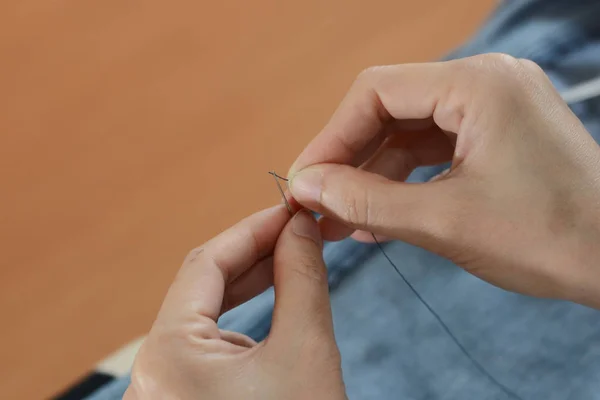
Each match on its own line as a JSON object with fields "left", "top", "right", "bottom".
{"left": 123, "top": 206, "right": 347, "bottom": 400}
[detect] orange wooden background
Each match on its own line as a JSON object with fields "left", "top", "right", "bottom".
{"left": 0, "top": 1, "right": 494, "bottom": 398}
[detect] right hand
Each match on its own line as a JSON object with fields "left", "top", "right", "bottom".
{"left": 287, "top": 54, "right": 600, "bottom": 308}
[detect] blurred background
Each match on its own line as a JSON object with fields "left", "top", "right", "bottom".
{"left": 0, "top": 1, "right": 495, "bottom": 398}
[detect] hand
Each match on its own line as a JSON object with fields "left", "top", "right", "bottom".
{"left": 287, "top": 54, "right": 600, "bottom": 308}
{"left": 124, "top": 207, "right": 346, "bottom": 400}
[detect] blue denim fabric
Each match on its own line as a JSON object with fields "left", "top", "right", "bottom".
{"left": 88, "top": 1, "right": 600, "bottom": 399}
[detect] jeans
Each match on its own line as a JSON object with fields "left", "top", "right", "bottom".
{"left": 89, "top": 1, "right": 600, "bottom": 398}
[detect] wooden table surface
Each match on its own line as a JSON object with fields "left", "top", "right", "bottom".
{"left": 0, "top": 1, "right": 494, "bottom": 398}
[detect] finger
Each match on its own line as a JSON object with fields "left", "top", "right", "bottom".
{"left": 318, "top": 216, "right": 354, "bottom": 242}
{"left": 222, "top": 256, "right": 274, "bottom": 312}
{"left": 362, "top": 127, "right": 454, "bottom": 180}
{"left": 156, "top": 205, "right": 290, "bottom": 327}
{"left": 327, "top": 119, "right": 437, "bottom": 172}
{"left": 282, "top": 189, "right": 303, "bottom": 214}
{"left": 312, "top": 127, "right": 455, "bottom": 242}
{"left": 289, "top": 62, "right": 460, "bottom": 176}
{"left": 289, "top": 163, "right": 458, "bottom": 249}
{"left": 268, "top": 210, "right": 336, "bottom": 349}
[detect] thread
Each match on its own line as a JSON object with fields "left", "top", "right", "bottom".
{"left": 372, "top": 233, "right": 523, "bottom": 400}
{"left": 269, "top": 171, "right": 292, "bottom": 214}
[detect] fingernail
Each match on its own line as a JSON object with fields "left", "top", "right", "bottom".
{"left": 292, "top": 209, "right": 322, "bottom": 246}
{"left": 289, "top": 167, "right": 322, "bottom": 204}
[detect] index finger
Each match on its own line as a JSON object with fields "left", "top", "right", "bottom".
{"left": 156, "top": 205, "right": 290, "bottom": 326}
{"left": 288, "top": 62, "right": 454, "bottom": 176}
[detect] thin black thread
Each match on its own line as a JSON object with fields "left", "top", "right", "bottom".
{"left": 269, "top": 171, "right": 288, "bottom": 182}
{"left": 372, "top": 233, "right": 522, "bottom": 400}
{"left": 268, "top": 171, "right": 292, "bottom": 214}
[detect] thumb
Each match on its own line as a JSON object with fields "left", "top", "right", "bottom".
{"left": 268, "top": 210, "right": 337, "bottom": 351}
{"left": 288, "top": 163, "right": 458, "bottom": 250}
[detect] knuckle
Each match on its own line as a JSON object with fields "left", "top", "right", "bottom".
{"left": 486, "top": 52, "right": 521, "bottom": 71}
{"left": 353, "top": 65, "right": 394, "bottom": 127}
{"left": 184, "top": 246, "right": 205, "bottom": 264}
{"left": 460, "top": 53, "right": 531, "bottom": 111}
{"left": 355, "top": 65, "right": 395, "bottom": 95}
{"left": 515, "top": 58, "right": 555, "bottom": 99}
{"left": 356, "top": 65, "right": 387, "bottom": 82}
{"left": 470, "top": 53, "right": 520, "bottom": 72}
{"left": 517, "top": 58, "right": 544, "bottom": 75}
{"left": 186, "top": 246, "right": 204, "bottom": 256}
{"left": 462, "top": 53, "right": 522, "bottom": 84}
